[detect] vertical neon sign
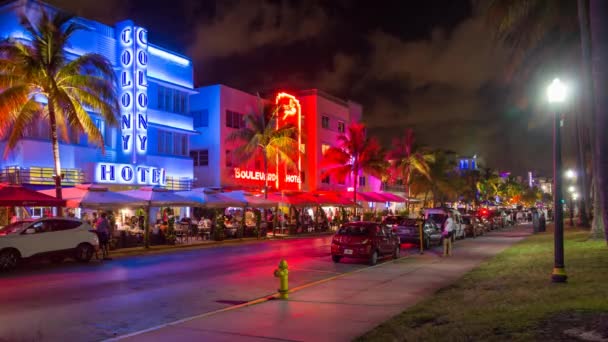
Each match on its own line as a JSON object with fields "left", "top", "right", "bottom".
{"left": 118, "top": 23, "right": 148, "bottom": 163}
{"left": 135, "top": 27, "right": 148, "bottom": 156}
{"left": 275, "top": 92, "right": 302, "bottom": 191}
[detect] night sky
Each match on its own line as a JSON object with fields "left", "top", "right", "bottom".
{"left": 46, "top": 0, "right": 571, "bottom": 177}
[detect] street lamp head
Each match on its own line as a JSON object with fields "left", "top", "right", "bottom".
{"left": 568, "top": 185, "right": 576, "bottom": 193}
{"left": 565, "top": 169, "right": 576, "bottom": 179}
{"left": 547, "top": 78, "right": 567, "bottom": 103}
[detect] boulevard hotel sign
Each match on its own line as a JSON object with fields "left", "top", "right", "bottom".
{"left": 96, "top": 21, "right": 166, "bottom": 186}
{"left": 232, "top": 92, "right": 302, "bottom": 191}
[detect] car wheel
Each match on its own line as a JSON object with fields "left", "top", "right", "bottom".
{"left": 0, "top": 249, "right": 20, "bottom": 271}
{"left": 331, "top": 255, "right": 341, "bottom": 263}
{"left": 424, "top": 237, "right": 431, "bottom": 249}
{"left": 369, "top": 250, "right": 378, "bottom": 266}
{"left": 75, "top": 243, "right": 94, "bottom": 263}
{"left": 393, "top": 246, "right": 400, "bottom": 259}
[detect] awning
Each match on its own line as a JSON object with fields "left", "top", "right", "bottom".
{"left": 312, "top": 191, "right": 357, "bottom": 206}
{"left": 0, "top": 184, "right": 66, "bottom": 207}
{"left": 266, "top": 192, "right": 320, "bottom": 207}
{"left": 377, "top": 192, "right": 407, "bottom": 203}
{"left": 39, "top": 184, "right": 148, "bottom": 209}
{"left": 120, "top": 187, "right": 199, "bottom": 207}
{"left": 356, "top": 192, "right": 388, "bottom": 203}
{"left": 176, "top": 188, "right": 247, "bottom": 208}
{"left": 221, "top": 191, "right": 278, "bottom": 209}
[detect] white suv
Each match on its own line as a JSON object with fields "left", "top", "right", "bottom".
{"left": 0, "top": 217, "right": 99, "bottom": 271}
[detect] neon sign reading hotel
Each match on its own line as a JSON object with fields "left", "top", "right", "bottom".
{"left": 118, "top": 23, "right": 148, "bottom": 162}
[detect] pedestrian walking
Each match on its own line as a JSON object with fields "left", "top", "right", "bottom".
{"left": 443, "top": 212, "right": 456, "bottom": 257}
{"left": 95, "top": 212, "right": 112, "bottom": 260}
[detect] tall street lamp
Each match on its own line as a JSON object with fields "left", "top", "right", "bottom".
{"left": 547, "top": 78, "right": 568, "bottom": 283}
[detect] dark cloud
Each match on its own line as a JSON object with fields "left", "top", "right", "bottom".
{"left": 188, "top": 0, "right": 328, "bottom": 59}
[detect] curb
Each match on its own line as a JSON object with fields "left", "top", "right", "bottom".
{"left": 106, "top": 254, "right": 404, "bottom": 342}
{"left": 107, "top": 232, "right": 335, "bottom": 259}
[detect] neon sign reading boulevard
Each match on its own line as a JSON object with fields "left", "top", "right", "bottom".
{"left": 234, "top": 168, "right": 301, "bottom": 184}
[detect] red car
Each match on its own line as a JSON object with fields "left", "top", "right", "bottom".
{"left": 331, "top": 222, "right": 401, "bottom": 265}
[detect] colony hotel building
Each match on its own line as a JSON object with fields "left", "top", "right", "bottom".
{"left": 0, "top": 0, "right": 196, "bottom": 190}
{"left": 0, "top": 0, "right": 381, "bottom": 197}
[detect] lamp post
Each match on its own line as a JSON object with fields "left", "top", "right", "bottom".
{"left": 547, "top": 78, "right": 568, "bottom": 283}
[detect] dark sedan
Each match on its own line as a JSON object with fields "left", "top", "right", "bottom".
{"left": 383, "top": 217, "right": 442, "bottom": 249}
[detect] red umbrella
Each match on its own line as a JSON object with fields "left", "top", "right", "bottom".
{"left": 0, "top": 184, "right": 66, "bottom": 207}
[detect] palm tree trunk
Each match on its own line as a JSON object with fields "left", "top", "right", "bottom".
{"left": 48, "top": 103, "right": 63, "bottom": 216}
{"left": 575, "top": 111, "right": 590, "bottom": 227}
{"left": 353, "top": 171, "right": 358, "bottom": 217}
{"left": 263, "top": 153, "right": 268, "bottom": 199}
{"left": 577, "top": 0, "right": 592, "bottom": 228}
{"left": 590, "top": 0, "right": 608, "bottom": 243}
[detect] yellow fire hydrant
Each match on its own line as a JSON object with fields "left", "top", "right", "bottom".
{"left": 274, "top": 259, "right": 289, "bottom": 300}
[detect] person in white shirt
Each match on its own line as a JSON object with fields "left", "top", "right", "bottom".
{"left": 443, "top": 212, "right": 456, "bottom": 257}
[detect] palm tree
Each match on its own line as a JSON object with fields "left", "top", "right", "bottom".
{"left": 590, "top": 0, "right": 608, "bottom": 242}
{"left": 227, "top": 98, "right": 299, "bottom": 199}
{"left": 387, "top": 129, "right": 434, "bottom": 199}
{"left": 0, "top": 10, "right": 119, "bottom": 208}
{"left": 483, "top": 0, "right": 601, "bottom": 235}
{"left": 321, "top": 122, "right": 387, "bottom": 212}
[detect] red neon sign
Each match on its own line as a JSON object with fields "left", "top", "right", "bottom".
{"left": 275, "top": 92, "right": 302, "bottom": 191}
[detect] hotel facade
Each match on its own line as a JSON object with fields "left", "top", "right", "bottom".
{"left": 1, "top": 0, "right": 382, "bottom": 199}
{"left": 0, "top": 0, "right": 196, "bottom": 190}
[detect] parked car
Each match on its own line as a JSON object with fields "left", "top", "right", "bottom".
{"left": 383, "top": 217, "right": 442, "bottom": 248}
{"left": 462, "top": 215, "right": 484, "bottom": 237}
{"left": 424, "top": 208, "right": 465, "bottom": 240}
{"left": 331, "top": 222, "right": 400, "bottom": 265}
{"left": 0, "top": 217, "right": 99, "bottom": 271}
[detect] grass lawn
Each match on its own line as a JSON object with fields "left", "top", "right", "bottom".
{"left": 358, "top": 226, "right": 608, "bottom": 341}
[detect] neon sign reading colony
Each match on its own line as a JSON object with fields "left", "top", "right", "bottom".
{"left": 119, "top": 24, "right": 148, "bottom": 161}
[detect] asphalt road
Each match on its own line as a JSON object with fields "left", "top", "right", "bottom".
{"left": 0, "top": 236, "right": 401, "bottom": 341}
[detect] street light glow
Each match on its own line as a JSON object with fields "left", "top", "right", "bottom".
{"left": 565, "top": 169, "right": 576, "bottom": 179}
{"left": 572, "top": 193, "right": 579, "bottom": 200}
{"left": 547, "top": 78, "right": 567, "bottom": 103}
{"left": 568, "top": 186, "right": 576, "bottom": 193}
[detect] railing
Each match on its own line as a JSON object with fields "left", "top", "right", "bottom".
{"left": 0, "top": 166, "right": 84, "bottom": 186}
{"left": 164, "top": 177, "right": 193, "bottom": 191}
{"left": 381, "top": 183, "right": 406, "bottom": 192}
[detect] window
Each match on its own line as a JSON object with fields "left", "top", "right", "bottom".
{"left": 321, "top": 116, "right": 330, "bottom": 129}
{"left": 158, "top": 130, "right": 188, "bottom": 156}
{"left": 93, "top": 118, "right": 109, "bottom": 147}
{"left": 321, "top": 175, "right": 330, "bottom": 184}
{"left": 321, "top": 144, "right": 330, "bottom": 155}
{"left": 51, "top": 220, "right": 82, "bottom": 231}
{"left": 190, "top": 150, "right": 209, "bottom": 166}
{"left": 359, "top": 176, "right": 366, "bottom": 187}
{"left": 337, "top": 121, "right": 345, "bottom": 133}
{"left": 226, "top": 110, "right": 245, "bottom": 129}
{"left": 156, "top": 85, "right": 189, "bottom": 114}
{"left": 192, "top": 109, "right": 209, "bottom": 127}
{"left": 226, "top": 150, "right": 233, "bottom": 167}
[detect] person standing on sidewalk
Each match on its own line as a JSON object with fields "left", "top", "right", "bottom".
{"left": 443, "top": 212, "right": 456, "bottom": 256}
{"left": 95, "top": 213, "right": 112, "bottom": 260}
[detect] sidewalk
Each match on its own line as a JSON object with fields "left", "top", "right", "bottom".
{"left": 115, "top": 226, "right": 533, "bottom": 342}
